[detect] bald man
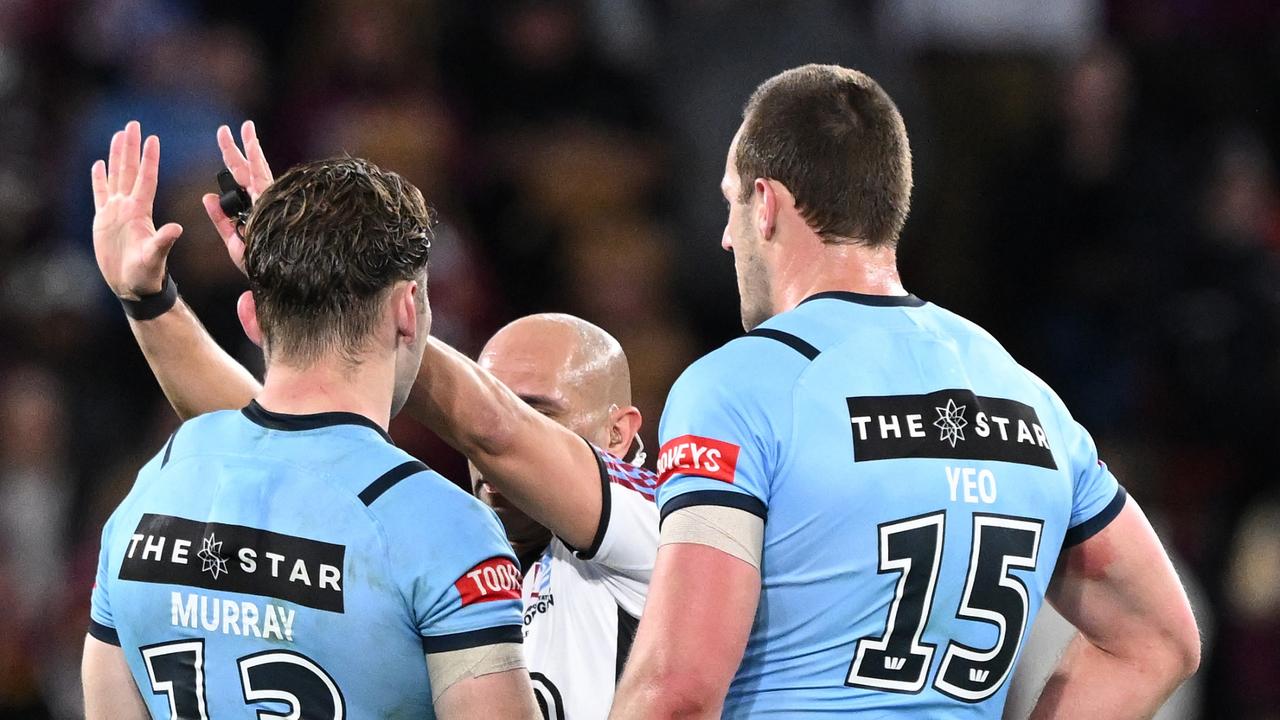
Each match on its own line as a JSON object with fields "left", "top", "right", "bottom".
{"left": 433, "top": 314, "right": 660, "bottom": 719}
{"left": 466, "top": 314, "right": 646, "bottom": 566}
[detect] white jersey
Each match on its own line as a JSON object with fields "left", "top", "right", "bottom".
{"left": 522, "top": 448, "right": 659, "bottom": 719}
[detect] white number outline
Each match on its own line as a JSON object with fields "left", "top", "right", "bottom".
{"left": 238, "top": 650, "right": 346, "bottom": 720}
{"left": 845, "top": 511, "right": 946, "bottom": 692}
{"left": 140, "top": 639, "right": 209, "bottom": 720}
{"left": 933, "top": 513, "right": 1043, "bottom": 702}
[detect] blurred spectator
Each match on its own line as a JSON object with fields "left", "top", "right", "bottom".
{"left": 991, "top": 41, "right": 1178, "bottom": 434}
{"left": 1222, "top": 498, "right": 1280, "bottom": 718}
{"left": 0, "top": 367, "right": 74, "bottom": 718}
{"left": 878, "top": 0, "right": 1101, "bottom": 55}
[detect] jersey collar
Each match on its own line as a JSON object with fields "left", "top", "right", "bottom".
{"left": 241, "top": 400, "right": 394, "bottom": 444}
{"left": 800, "top": 290, "right": 925, "bottom": 307}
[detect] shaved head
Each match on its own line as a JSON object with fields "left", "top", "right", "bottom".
{"left": 472, "top": 313, "right": 639, "bottom": 555}
{"left": 478, "top": 313, "right": 632, "bottom": 439}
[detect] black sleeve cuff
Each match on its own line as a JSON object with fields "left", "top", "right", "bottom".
{"left": 88, "top": 619, "right": 121, "bottom": 646}
{"left": 564, "top": 438, "right": 611, "bottom": 561}
{"left": 659, "top": 489, "right": 767, "bottom": 528}
{"left": 421, "top": 624, "right": 523, "bottom": 654}
{"left": 1064, "top": 485, "right": 1128, "bottom": 547}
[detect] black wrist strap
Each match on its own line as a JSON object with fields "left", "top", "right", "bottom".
{"left": 119, "top": 274, "right": 179, "bottom": 320}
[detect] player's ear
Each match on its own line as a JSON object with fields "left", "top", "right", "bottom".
{"left": 236, "top": 290, "right": 263, "bottom": 348}
{"left": 607, "top": 404, "right": 643, "bottom": 459}
{"left": 392, "top": 279, "right": 424, "bottom": 345}
{"left": 755, "top": 178, "right": 779, "bottom": 241}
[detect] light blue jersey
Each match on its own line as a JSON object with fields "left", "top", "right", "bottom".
{"left": 90, "top": 401, "right": 523, "bottom": 719}
{"left": 655, "top": 291, "right": 1125, "bottom": 718}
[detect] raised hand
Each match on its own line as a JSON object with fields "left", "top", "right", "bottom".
{"left": 202, "top": 120, "right": 274, "bottom": 275}
{"left": 91, "top": 121, "right": 183, "bottom": 299}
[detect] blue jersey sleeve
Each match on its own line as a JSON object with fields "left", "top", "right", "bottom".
{"left": 655, "top": 337, "right": 804, "bottom": 523}
{"left": 88, "top": 513, "right": 119, "bottom": 645}
{"left": 88, "top": 446, "right": 166, "bottom": 647}
{"left": 375, "top": 474, "right": 524, "bottom": 653}
{"left": 1060, "top": 417, "right": 1127, "bottom": 546}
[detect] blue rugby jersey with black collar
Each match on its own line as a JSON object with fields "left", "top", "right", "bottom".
{"left": 655, "top": 291, "right": 1125, "bottom": 718}
{"left": 90, "top": 401, "right": 523, "bottom": 719}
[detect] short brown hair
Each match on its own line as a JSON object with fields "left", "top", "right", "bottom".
{"left": 243, "top": 157, "right": 434, "bottom": 364}
{"left": 735, "top": 64, "right": 912, "bottom": 247}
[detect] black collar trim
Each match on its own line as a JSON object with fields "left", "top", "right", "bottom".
{"left": 241, "top": 400, "right": 394, "bottom": 444}
{"left": 800, "top": 290, "right": 925, "bottom": 308}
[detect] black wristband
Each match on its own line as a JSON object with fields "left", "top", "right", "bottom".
{"left": 119, "top": 274, "right": 178, "bottom": 320}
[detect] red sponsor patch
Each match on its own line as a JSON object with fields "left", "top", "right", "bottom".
{"left": 455, "top": 557, "right": 522, "bottom": 606}
{"left": 656, "top": 434, "right": 741, "bottom": 485}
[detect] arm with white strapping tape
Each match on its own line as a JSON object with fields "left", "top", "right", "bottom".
{"left": 375, "top": 476, "right": 539, "bottom": 719}
{"left": 612, "top": 340, "right": 799, "bottom": 719}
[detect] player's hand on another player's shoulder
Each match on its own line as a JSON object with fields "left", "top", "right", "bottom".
{"left": 201, "top": 120, "right": 273, "bottom": 276}
{"left": 90, "top": 120, "right": 183, "bottom": 300}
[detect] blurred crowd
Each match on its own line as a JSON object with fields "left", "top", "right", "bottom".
{"left": 1, "top": 1, "right": 1278, "bottom": 717}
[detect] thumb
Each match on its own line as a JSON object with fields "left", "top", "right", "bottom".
{"left": 202, "top": 192, "right": 248, "bottom": 276}
{"left": 152, "top": 222, "right": 184, "bottom": 252}
{"left": 202, "top": 192, "right": 239, "bottom": 243}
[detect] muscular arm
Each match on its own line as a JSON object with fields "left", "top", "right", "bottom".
{"left": 429, "top": 645, "right": 539, "bottom": 720}
{"left": 128, "top": 298, "right": 260, "bottom": 419}
{"left": 1030, "top": 498, "right": 1200, "bottom": 719}
{"left": 405, "top": 337, "right": 605, "bottom": 550}
{"left": 434, "top": 668, "right": 538, "bottom": 719}
{"left": 609, "top": 542, "right": 760, "bottom": 719}
{"left": 82, "top": 635, "right": 148, "bottom": 720}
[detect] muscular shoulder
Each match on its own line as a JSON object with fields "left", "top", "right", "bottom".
{"left": 667, "top": 327, "right": 813, "bottom": 411}
{"left": 657, "top": 328, "right": 814, "bottom": 492}
{"left": 923, "top": 305, "right": 1067, "bottom": 405}
{"left": 369, "top": 466, "right": 517, "bottom": 614}
{"left": 365, "top": 464, "right": 506, "bottom": 549}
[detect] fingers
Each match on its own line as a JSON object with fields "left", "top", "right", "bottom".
{"left": 242, "top": 120, "right": 274, "bottom": 191}
{"left": 91, "top": 160, "right": 107, "bottom": 211}
{"left": 106, "top": 130, "right": 125, "bottom": 195}
{"left": 133, "top": 135, "right": 161, "bottom": 207}
{"left": 117, "top": 121, "right": 142, "bottom": 197}
{"left": 218, "top": 124, "right": 251, "bottom": 187}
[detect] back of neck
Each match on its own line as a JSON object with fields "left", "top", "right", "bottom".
{"left": 775, "top": 242, "right": 907, "bottom": 314}
{"left": 255, "top": 356, "right": 393, "bottom": 431}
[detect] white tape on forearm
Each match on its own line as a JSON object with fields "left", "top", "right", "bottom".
{"left": 425, "top": 642, "right": 525, "bottom": 701}
{"left": 660, "top": 505, "right": 764, "bottom": 569}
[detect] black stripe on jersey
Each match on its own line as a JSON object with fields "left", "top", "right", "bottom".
{"left": 570, "top": 438, "right": 612, "bottom": 561}
{"left": 1063, "top": 486, "right": 1128, "bottom": 547}
{"left": 800, "top": 290, "right": 926, "bottom": 307}
{"left": 359, "top": 460, "right": 429, "bottom": 506}
{"left": 659, "top": 489, "right": 767, "bottom": 527}
{"left": 615, "top": 606, "right": 639, "bottom": 681}
{"left": 421, "top": 624, "right": 523, "bottom": 654}
{"left": 161, "top": 432, "right": 176, "bottom": 468}
{"left": 745, "top": 328, "right": 820, "bottom": 360}
{"left": 530, "top": 673, "right": 566, "bottom": 718}
{"left": 88, "top": 619, "right": 120, "bottom": 646}
{"left": 242, "top": 400, "right": 394, "bottom": 444}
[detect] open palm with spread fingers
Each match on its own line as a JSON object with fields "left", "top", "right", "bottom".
{"left": 91, "top": 120, "right": 183, "bottom": 300}
{"left": 202, "top": 120, "right": 274, "bottom": 275}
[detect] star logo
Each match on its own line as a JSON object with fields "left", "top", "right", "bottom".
{"left": 934, "top": 398, "right": 968, "bottom": 447}
{"left": 198, "top": 533, "right": 229, "bottom": 580}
